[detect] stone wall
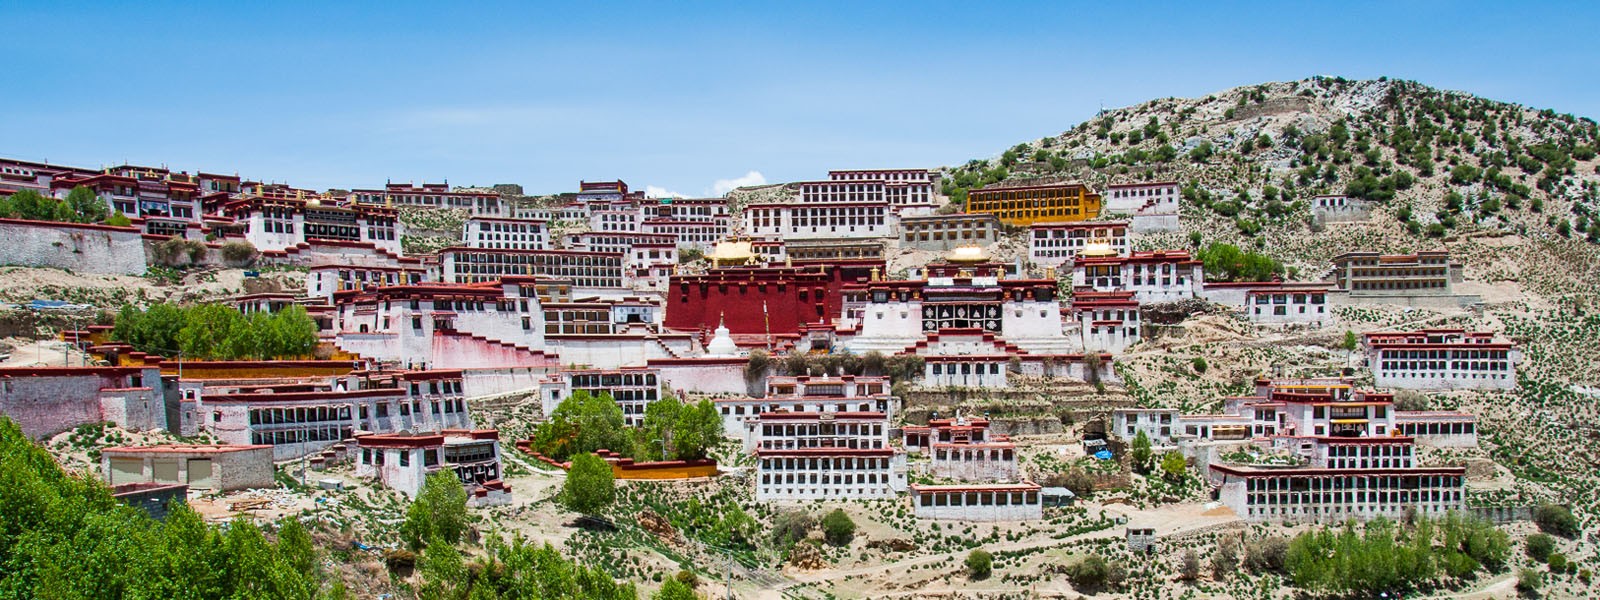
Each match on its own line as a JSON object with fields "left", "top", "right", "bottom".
{"left": 0, "top": 219, "right": 146, "bottom": 275}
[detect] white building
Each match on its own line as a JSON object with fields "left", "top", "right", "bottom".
{"left": 754, "top": 410, "right": 906, "bottom": 502}
{"left": 1072, "top": 250, "right": 1202, "bottom": 303}
{"left": 715, "top": 375, "right": 895, "bottom": 449}
{"left": 355, "top": 429, "right": 509, "bottom": 504}
{"left": 538, "top": 368, "right": 663, "bottom": 427}
{"left": 463, "top": 217, "right": 548, "bottom": 250}
{"left": 1102, "top": 181, "right": 1179, "bottom": 215}
{"left": 1069, "top": 290, "right": 1141, "bottom": 353}
{"left": 1029, "top": 221, "right": 1130, "bottom": 267}
{"left": 1363, "top": 330, "right": 1519, "bottom": 391}
{"left": 1311, "top": 195, "right": 1372, "bottom": 223}
{"left": 1243, "top": 283, "right": 1333, "bottom": 327}
{"left": 910, "top": 483, "right": 1043, "bottom": 521}
{"left": 743, "top": 202, "right": 893, "bottom": 240}
{"left": 349, "top": 183, "right": 503, "bottom": 217}
{"left": 223, "top": 196, "right": 403, "bottom": 255}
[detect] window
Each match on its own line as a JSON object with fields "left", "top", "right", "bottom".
{"left": 399, "top": 451, "right": 410, "bottom": 467}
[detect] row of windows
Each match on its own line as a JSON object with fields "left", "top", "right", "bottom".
{"left": 1397, "top": 422, "right": 1476, "bottom": 435}
{"left": 1379, "top": 361, "right": 1510, "bottom": 371}
{"left": 1247, "top": 489, "right": 1461, "bottom": 506}
{"left": 760, "top": 456, "right": 890, "bottom": 470}
{"left": 917, "top": 491, "right": 1038, "bottom": 507}
{"left": 1245, "top": 474, "right": 1462, "bottom": 492}
{"left": 929, "top": 363, "right": 1002, "bottom": 375}
{"left": 933, "top": 448, "right": 1014, "bottom": 461}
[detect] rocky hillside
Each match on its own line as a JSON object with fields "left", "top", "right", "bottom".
{"left": 945, "top": 77, "right": 1600, "bottom": 294}
{"left": 943, "top": 77, "right": 1600, "bottom": 554}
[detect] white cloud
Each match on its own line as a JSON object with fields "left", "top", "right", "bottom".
{"left": 711, "top": 170, "right": 767, "bottom": 196}
{"left": 645, "top": 185, "right": 687, "bottom": 199}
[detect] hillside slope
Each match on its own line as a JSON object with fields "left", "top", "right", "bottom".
{"left": 944, "top": 77, "right": 1600, "bottom": 560}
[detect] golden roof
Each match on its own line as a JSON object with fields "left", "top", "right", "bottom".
{"left": 710, "top": 240, "right": 757, "bottom": 266}
{"left": 945, "top": 245, "right": 990, "bottom": 264}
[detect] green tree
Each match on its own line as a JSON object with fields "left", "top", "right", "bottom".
{"left": 65, "top": 185, "right": 108, "bottom": 223}
{"left": 535, "top": 390, "right": 629, "bottom": 460}
{"left": 821, "top": 509, "right": 856, "bottom": 546}
{"left": 653, "top": 578, "right": 696, "bottom": 600}
{"left": 560, "top": 453, "right": 617, "bottom": 517}
{"left": 1130, "top": 430, "right": 1153, "bottom": 473}
{"left": 966, "top": 549, "right": 993, "bottom": 580}
{"left": 401, "top": 469, "right": 470, "bottom": 551}
{"left": 671, "top": 399, "right": 725, "bottom": 461}
{"left": 635, "top": 395, "right": 682, "bottom": 461}
{"left": 1159, "top": 452, "right": 1187, "bottom": 481}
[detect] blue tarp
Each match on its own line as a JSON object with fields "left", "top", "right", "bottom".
{"left": 1094, "top": 449, "right": 1114, "bottom": 460}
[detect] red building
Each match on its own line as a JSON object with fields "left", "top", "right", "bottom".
{"left": 664, "top": 260, "right": 882, "bottom": 345}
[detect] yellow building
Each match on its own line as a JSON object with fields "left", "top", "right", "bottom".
{"left": 965, "top": 183, "right": 1103, "bottom": 226}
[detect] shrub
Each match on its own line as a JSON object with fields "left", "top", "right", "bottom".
{"left": 1066, "top": 554, "right": 1109, "bottom": 589}
{"left": 1191, "top": 356, "right": 1208, "bottom": 374}
{"left": 1548, "top": 553, "right": 1570, "bottom": 574}
{"left": 1212, "top": 536, "right": 1238, "bottom": 580}
{"left": 1516, "top": 567, "right": 1543, "bottom": 594}
{"left": 822, "top": 509, "right": 855, "bottom": 546}
{"left": 1393, "top": 390, "right": 1430, "bottom": 411}
{"left": 384, "top": 549, "right": 418, "bottom": 574}
{"left": 1244, "top": 536, "right": 1289, "bottom": 573}
{"left": 1534, "top": 504, "right": 1580, "bottom": 537}
{"left": 221, "top": 241, "right": 257, "bottom": 263}
{"left": 966, "top": 549, "right": 992, "bottom": 579}
{"left": 1179, "top": 549, "right": 1201, "bottom": 581}
{"left": 770, "top": 509, "right": 815, "bottom": 548}
{"left": 1525, "top": 533, "right": 1555, "bottom": 562}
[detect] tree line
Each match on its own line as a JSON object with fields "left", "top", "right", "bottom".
{"left": 0, "top": 416, "right": 336, "bottom": 599}
{"left": 112, "top": 303, "right": 319, "bottom": 361}
{"left": 529, "top": 391, "right": 724, "bottom": 464}
{"left": 0, "top": 187, "right": 124, "bottom": 226}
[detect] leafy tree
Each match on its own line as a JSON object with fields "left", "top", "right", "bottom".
{"left": 401, "top": 469, "right": 470, "bottom": 551}
{"left": 634, "top": 395, "right": 682, "bottom": 461}
{"left": 535, "top": 390, "right": 629, "bottom": 461}
{"left": 0, "top": 416, "right": 329, "bottom": 599}
{"left": 0, "top": 189, "right": 74, "bottom": 222}
{"left": 670, "top": 399, "right": 724, "bottom": 461}
{"left": 1129, "top": 430, "right": 1153, "bottom": 473}
{"left": 62, "top": 185, "right": 108, "bottom": 223}
{"left": 1190, "top": 356, "right": 1208, "bottom": 374}
{"left": 966, "top": 549, "right": 992, "bottom": 580}
{"left": 1159, "top": 452, "right": 1187, "bottom": 481}
{"left": 1198, "top": 242, "right": 1283, "bottom": 282}
{"left": 653, "top": 578, "right": 696, "bottom": 600}
{"left": 105, "top": 211, "right": 132, "bottom": 226}
{"left": 560, "top": 453, "right": 616, "bottom": 517}
{"left": 821, "top": 509, "right": 856, "bottom": 546}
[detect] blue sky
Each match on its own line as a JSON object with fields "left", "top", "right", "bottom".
{"left": 1, "top": 1, "right": 1595, "bottom": 196}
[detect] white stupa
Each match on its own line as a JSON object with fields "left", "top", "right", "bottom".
{"left": 706, "top": 315, "right": 739, "bottom": 357}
